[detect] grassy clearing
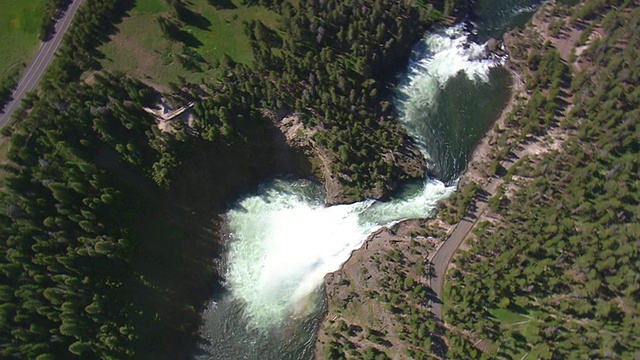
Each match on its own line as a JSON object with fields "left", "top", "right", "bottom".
{"left": 487, "top": 307, "right": 547, "bottom": 359}
{"left": 98, "top": 0, "right": 280, "bottom": 87}
{"left": 0, "top": 0, "right": 46, "bottom": 86}
{"left": 488, "top": 307, "right": 529, "bottom": 325}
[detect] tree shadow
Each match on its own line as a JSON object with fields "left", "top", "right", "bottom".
{"left": 181, "top": 8, "right": 212, "bottom": 30}
{"left": 208, "top": 0, "right": 237, "bottom": 10}
{"left": 92, "top": 142, "right": 222, "bottom": 360}
{"left": 178, "top": 51, "right": 207, "bottom": 72}
{"left": 430, "top": 316, "right": 449, "bottom": 359}
{"left": 127, "top": 200, "right": 224, "bottom": 360}
{"left": 475, "top": 188, "right": 490, "bottom": 202}
{"left": 348, "top": 324, "right": 363, "bottom": 336}
{"left": 157, "top": 122, "right": 314, "bottom": 358}
{"left": 425, "top": 285, "right": 442, "bottom": 304}
{"left": 176, "top": 30, "right": 204, "bottom": 48}
{"left": 62, "top": 0, "right": 137, "bottom": 77}
{"left": 0, "top": 93, "right": 14, "bottom": 113}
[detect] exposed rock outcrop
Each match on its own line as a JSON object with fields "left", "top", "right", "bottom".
{"left": 485, "top": 37, "right": 506, "bottom": 58}
{"left": 268, "top": 110, "right": 426, "bottom": 205}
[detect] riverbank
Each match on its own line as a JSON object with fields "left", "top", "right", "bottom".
{"left": 315, "top": 0, "right": 606, "bottom": 356}
{"left": 458, "top": 59, "right": 524, "bottom": 189}
{"left": 269, "top": 111, "right": 427, "bottom": 206}
{"left": 314, "top": 19, "right": 531, "bottom": 360}
{"left": 442, "top": 0, "right": 640, "bottom": 356}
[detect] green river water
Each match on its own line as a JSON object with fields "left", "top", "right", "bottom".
{"left": 195, "top": 0, "right": 539, "bottom": 358}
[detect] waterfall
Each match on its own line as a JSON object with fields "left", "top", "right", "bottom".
{"left": 223, "top": 23, "right": 502, "bottom": 329}
{"left": 195, "top": 0, "right": 540, "bottom": 350}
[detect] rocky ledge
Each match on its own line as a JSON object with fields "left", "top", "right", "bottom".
{"left": 268, "top": 110, "right": 426, "bottom": 205}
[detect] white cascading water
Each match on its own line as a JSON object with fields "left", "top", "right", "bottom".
{"left": 395, "top": 23, "right": 506, "bottom": 155}
{"left": 223, "top": 23, "right": 503, "bottom": 329}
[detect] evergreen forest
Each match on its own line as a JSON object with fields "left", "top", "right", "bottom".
{"left": 0, "top": 0, "right": 461, "bottom": 358}
{"left": 445, "top": 0, "right": 640, "bottom": 357}
{"left": 0, "top": 0, "right": 637, "bottom": 358}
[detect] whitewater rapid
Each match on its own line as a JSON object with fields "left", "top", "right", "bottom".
{"left": 223, "top": 23, "right": 503, "bottom": 329}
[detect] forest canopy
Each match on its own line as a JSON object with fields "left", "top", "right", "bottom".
{"left": 0, "top": 0, "right": 458, "bottom": 358}
{"left": 445, "top": 0, "right": 640, "bottom": 358}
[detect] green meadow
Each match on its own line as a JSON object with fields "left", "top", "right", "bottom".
{"left": 488, "top": 307, "right": 551, "bottom": 359}
{"left": 488, "top": 307, "right": 529, "bottom": 325}
{"left": 0, "top": 0, "right": 46, "bottom": 94}
{"left": 98, "top": 0, "right": 281, "bottom": 87}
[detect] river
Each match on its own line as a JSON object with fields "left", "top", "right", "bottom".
{"left": 196, "top": 0, "right": 539, "bottom": 358}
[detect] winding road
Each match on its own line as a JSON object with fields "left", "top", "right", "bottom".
{"left": 429, "top": 178, "right": 501, "bottom": 319}
{"left": 0, "top": 0, "right": 84, "bottom": 129}
{"left": 428, "top": 133, "right": 540, "bottom": 320}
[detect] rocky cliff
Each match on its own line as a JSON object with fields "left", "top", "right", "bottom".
{"left": 269, "top": 111, "right": 426, "bottom": 205}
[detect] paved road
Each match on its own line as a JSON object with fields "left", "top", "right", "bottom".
{"left": 0, "top": 0, "right": 84, "bottom": 129}
{"left": 429, "top": 148, "right": 527, "bottom": 319}
{"left": 429, "top": 179, "right": 499, "bottom": 319}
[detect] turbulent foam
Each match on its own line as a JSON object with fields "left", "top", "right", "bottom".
{"left": 396, "top": 24, "right": 503, "bottom": 142}
{"left": 224, "top": 180, "right": 378, "bottom": 326}
{"left": 393, "top": 23, "right": 505, "bottom": 179}
{"left": 223, "top": 23, "right": 496, "bottom": 329}
{"left": 361, "top": 179, "right": 455, "bottom": 226}
{"left": 225, "top": 177, "right": 455, "bottom": 328}
{"left": 512, "top": 4, "right": 538, "bottom": 15}
{"left": 415, "top": 24, "right": 500, "bottom": 84}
